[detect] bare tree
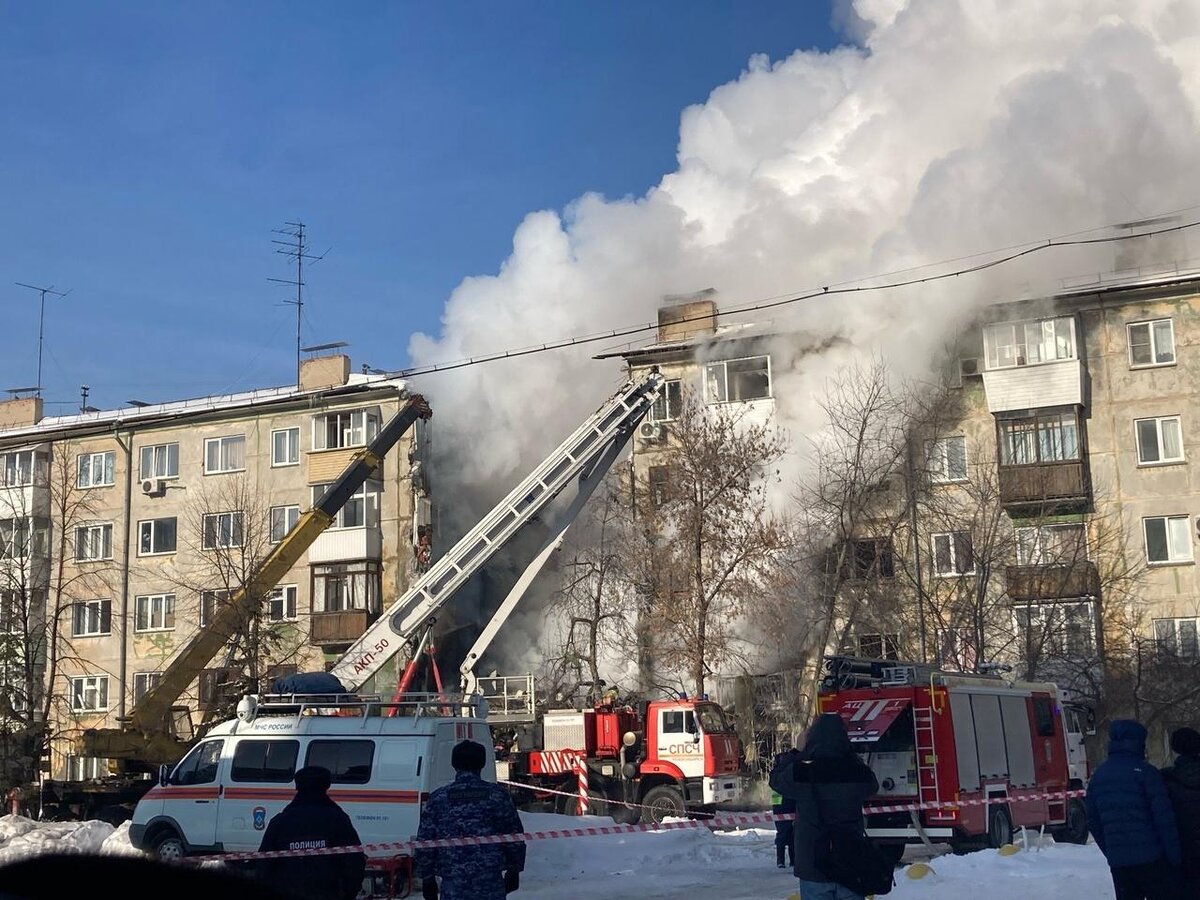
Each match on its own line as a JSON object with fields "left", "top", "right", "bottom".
{"left": 636, "top": 393, "right": 789, "bottom": 696}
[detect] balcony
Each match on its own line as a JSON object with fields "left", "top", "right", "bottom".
{"left": 982, "top": 358, "right": 1083, "bottom": 414}
{"left": 998, "top": 461, "right": 1089, "bottom": 511}
{"left": 310, "top": 609, "right": 376, "bottom": 646}
{"left": 1007, "top": 561, "right": 1101, "bottom": 601}
{"left": 308, "top": 527, "right": 382, "bottom": 564}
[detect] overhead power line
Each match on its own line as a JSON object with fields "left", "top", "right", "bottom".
{"left": 385, "top": 217, "right": 1200, "bottom": 381}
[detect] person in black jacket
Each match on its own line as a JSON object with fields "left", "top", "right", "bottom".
{"left": 257, "top": 765, "right": 367, "bottom": 900}
{"left": 1164, "top": 726, "right": 1200, "bottom": 899}
{"left": 1085, "top": 719, "right": 1180, "bottom": 900}
{"left": 769, "top": 714, "right": 879, "bottom": 900}
{"left": 770, "top": 739, "right": 800, "bottom": 868}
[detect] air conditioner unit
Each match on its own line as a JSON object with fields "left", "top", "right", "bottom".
{"left": 638, "top": 422, "right": 667, "bottom": 443}
{"left": 141, "top": 478, "right": 165, "bottom": 497}
{"left": 959, "top": 357, "right": 983, "bottom": 378}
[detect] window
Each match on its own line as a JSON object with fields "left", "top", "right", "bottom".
{"left": 650, "top": 380, "right": 683, "bottom": 423}
{"left": 133, "top": 672, "right": 161, "bottom": 702}
{"left": 272, "top": 427, "right": 300, "bottom": 467}
{"left": 932, "top": 532, "right": 975, "bottom": 576}
{"left": 661, "top": 710, "right": 697, "bottom": 734}
{"left": 313, "top": 409, "right": 380, "bottom": 451}
{"left": 138, "top": 517, "right": 177, "bottom": 555}
{"left": 0, "top": 518, "right": 30, "bottom": 560}
{"left": 928, "top": 436, "right": 968, "bottom": 483}
{"left": 204, "top": 434, "right": 246, "bottom": 474}
{"left": 202, "top": 511, "right": 244, "bottom": 549}
{"left": 858, "top": 633, "right": 900, "bottom": 660}
{"left": 199, "top": 668, "right": 235, "bottom": 710}
{"left": 70, "top": 675, "right": 109, "bottom": 712}
{"left": 135, "top": 594, "right": 175, "bottom": 632}
{"left": 1155, "top": 618, "right": 1200, "bottom": 659}
{"left": 1128, "top": 319, "right": 1175, "bottom": 368}
{"left": 306, "top": 740, "right": 375, "bottom": 784}
{"left": 310, "top": 483, "right": 379, "bottom": 529}
{"left": 984, "top": 316, "right": 1076, "bottom": 370}
{"left": 1016, "top": 523, "right": 1087, "bottom": 566}
{"left": 1033, "top": 697, "right": 1057, "bottom": 737}
{"left": 647, "top": 466, "right": 673, "bottom": 509}
{"left": 74, "top": 524, "right": 113, "bottom": 561}
{"left": 1016, "top": 601, "right": 1096, "bottom": 659}
{"left": 1136, "top": 416, "right": 1184, "bottom": 465}
{"left": 0, "top": 591, "right": 21, "bottom": 633}
{"left": 170, "top": 739, "right": 223, "bottom": 785}
{"left": 139, "top": 443, "right": 179, "bottom": 480}
{"left": 0, "top": 450, "right": 44, "bottom": 487}
{"left": 998, "top": 410, "right": 1080, "bottom": 465}
{"left": 199, "top": 589, "right": 228, "bottom": 628}
{"left": 704, "top": 355, "right": 771, "bottom": 404}
{"left": 232, "top": 740, "right": 299, "bottom": 783}
{"left": 66, "top": 756, "right": 110, "bottom": 781}
{"left": 77, "top": 451, "right": 115, "bottom": 488}
{"left": 269, "top": 505, "right": 301, "bottom": 543}
{"left": 1144, "top": 515, "right": 1193, "bottom": 564}
{"left": 268, "top": 585, "right": 297, "bottom": 622}
{"left": 847, "top": 538, "right": 895, "bottom": 579}
{"left": 71, "top": 600, "right": 111, "bottom": 637}
{"left": 312, "top": 561, "right": 381, "bottom": 613}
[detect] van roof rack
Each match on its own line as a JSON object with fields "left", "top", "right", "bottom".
{"left": 241, "top": 692, "right": 487, "bottom": 722}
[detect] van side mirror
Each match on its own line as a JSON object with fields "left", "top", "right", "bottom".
{"left": 692, "top": 732, "right": 701, "bottom": 745}
{"left": 158, "top": 763, "right": 170, "bottom": 787}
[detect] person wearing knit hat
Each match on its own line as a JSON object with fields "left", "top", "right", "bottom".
{"left": 1164, "top": 727, "right": 1200, "bottom": 898}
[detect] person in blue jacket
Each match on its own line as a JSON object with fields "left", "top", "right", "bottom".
{"left": 1085, "top": 719, "right": 1181, "bottom": 900}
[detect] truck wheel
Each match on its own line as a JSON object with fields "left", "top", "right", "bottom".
{"left": 987, "top": 807, "right": 1013, "bottom": 849}
{"left": 152, "top": 830, "right": 186, "bottom": 862}
{"left": 556, "top": 789, "right": 609, "bottom": 818}
{"left": 1053, "top": 798, "right": 1089, "bottom": 845}
{"left": 641, "top": 785, "right": 686, "bottom": 825}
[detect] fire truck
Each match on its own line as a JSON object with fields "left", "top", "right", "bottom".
{"left": 498, "top": 697, "right": 743, "bottom": 824}
{"left": 818, "top": 655, "right": 1092, "bottom": 857}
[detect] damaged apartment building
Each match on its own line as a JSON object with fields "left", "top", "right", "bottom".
{"left": 0, "top": 352, "right": 432, "bottom": 782}
{"left": 609, "top": 262, "right": 1200, "bottom": 758}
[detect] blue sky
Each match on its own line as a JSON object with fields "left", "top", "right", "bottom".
{"left": 0, "top": 2, "right": 839, "bottom": 412}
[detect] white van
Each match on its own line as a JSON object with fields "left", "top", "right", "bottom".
{"left": 129, "top": 693, "right": 495, "bottom": 870}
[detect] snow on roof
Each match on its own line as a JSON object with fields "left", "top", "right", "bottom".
{"left": 0, "top": 373, "right": 409, "bottom": 443}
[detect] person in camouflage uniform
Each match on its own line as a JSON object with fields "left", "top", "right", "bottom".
{"left": 414, "top": 740, "right": 526, "bottom": 900}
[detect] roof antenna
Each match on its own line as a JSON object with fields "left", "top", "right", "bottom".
{"left": 269, "top": 222, "right": 330, "bottom": 385}
{"left": 15, "top": 282, "right": 69, "bottom": 397}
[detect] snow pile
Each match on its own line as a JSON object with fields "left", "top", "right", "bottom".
{"left": 0, "top": 815, "right": 125, "bottom": 864}
{"left": 100, "top": 822, "right": 146, "bottom": 857}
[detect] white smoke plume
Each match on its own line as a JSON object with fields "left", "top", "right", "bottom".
{"left": 407, "top": 0, "right": 1200, "bottom": 672}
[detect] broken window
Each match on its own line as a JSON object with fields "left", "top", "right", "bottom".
{"left": 857, "top": 633, "right": 900, "bottom": 660}
{"left": 647, "top": 466, "right": 674, "bottom": 509}
{"left": 847, "top": 538, "right": 894, "bottom": 579}
{"left": 704, "top": 356, "right": 771, "bottom": 403}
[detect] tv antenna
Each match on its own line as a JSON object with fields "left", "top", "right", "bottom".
{"left": 15, "top": 282, "right": 69, "bottom": 397}
{"left": 269, "top": 222, "right": 329, "bottom": 383}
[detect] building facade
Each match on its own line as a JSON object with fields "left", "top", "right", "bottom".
{"left": 0, "top": 355, "right": 431, "bottom": 782}
{"left": 613, "top": 273, "right": 1200, "bottom": 758}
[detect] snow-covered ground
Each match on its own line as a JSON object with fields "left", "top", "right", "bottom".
{"left": 0, "top": 812, "right": 1115, "bottom": 899}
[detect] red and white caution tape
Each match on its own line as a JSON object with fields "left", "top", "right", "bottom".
{"left": 188, "top": 788, "right": 1087, "bottom": 864}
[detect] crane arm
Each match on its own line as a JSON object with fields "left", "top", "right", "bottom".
{"left": 82, "top": 393, "right": 431, "bottom": 760}
{"left": 330, "top": 371, "right": 663, "bottom": 691}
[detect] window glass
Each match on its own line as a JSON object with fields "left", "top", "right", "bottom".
{"left": 232, "top": 740, "right": 299, "bottom": 783}
{"left": 305, "top": 740, "right": 374, "bottom": 784}
{"left": 172, "top": 739, "right": 224, "bottom": 785}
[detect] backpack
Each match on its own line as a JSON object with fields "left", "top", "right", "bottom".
{"left": 814, "top": 827, "right": 895, "bottom": 896}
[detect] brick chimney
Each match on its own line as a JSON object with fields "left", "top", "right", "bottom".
{"left": 300, "top": 354, "right": 351, "bottom": 391}
{"left": 0, "top": 396, "right": 43, "bottom": 430}
{"left": 657, "top": 290, "right": 718, "bottom": 343}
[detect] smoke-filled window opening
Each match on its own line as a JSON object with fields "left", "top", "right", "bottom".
{"left": 845, "top": 537, "right": 895, "bottom": 580}
{"left": 983, "top": 316, "right": 1076, "bottom": 370}
{"left": 311, "top": 560, "right": 381, "bottom": 613}
{"left": 650, "top": 379, "right": 682, "bottom": 422}
{"left": 857, "top": 632, "right": 899, "bottom": 660}
{"left": 704, "top": 355, "right": 771, "bottom": 404}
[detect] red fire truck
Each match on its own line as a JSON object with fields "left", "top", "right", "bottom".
{"left": 818, "top": 656, "right": 1092, "bottom": 857}
{"left": 499, "top": 697, "right": 743, "bottom": 825}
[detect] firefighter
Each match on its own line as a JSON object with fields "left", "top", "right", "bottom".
{"left": 256, "top": 766, "right": 366, "bottom": 900}
{"left": 415, "top": 739, "right": 526, "bottom": 900}
{"left": 1085, "top": 719, "right": 1181, "bottom": 900}
{"left": 1164, "top": 727, "right": 1200, "bottom": 899}
{"left": 771, "top": 737, "right": 799, "bottom": 869}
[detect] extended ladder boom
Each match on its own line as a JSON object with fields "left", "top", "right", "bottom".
{"left": 331, "top": 371, "right": 664, "bottom": 690}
